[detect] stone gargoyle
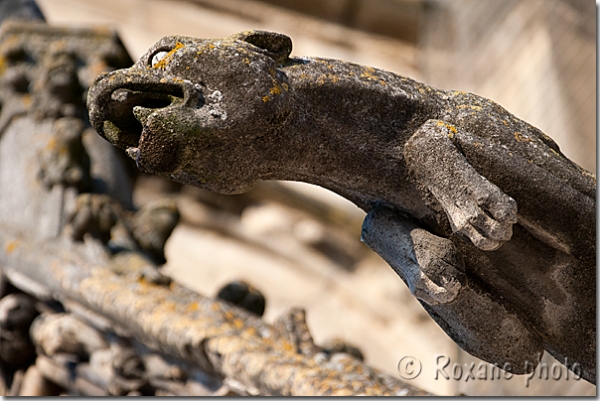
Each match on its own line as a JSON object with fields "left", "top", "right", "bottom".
{"left": 87, "top": 31, "right": 596, "bottom": 383}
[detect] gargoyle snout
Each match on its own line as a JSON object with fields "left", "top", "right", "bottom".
{"left": 87, "top": 69, "right": 204, "bottom": 149}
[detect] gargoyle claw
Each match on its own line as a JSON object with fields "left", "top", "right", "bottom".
{"left": 361, "top": 207, "right": 464, "bottom": 306}
{"left": 406, "top": 119, "right": 518, "bottom": 251}
{"left": 438, "top": 185, "right": 517, "bottom": 251}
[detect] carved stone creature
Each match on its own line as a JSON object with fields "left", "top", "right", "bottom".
{"left": 0, "top": 22, "right": 428, "bottom": 396}
{"left": 88, "top": 31, "right": 596, "bottom": 383}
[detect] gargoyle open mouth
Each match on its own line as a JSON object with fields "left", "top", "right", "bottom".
{"left": 87, "top": 70, "right": 202, "bottom": 151}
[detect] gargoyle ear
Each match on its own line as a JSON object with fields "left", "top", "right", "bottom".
{"left": 234, "top": 31, "right": 292, "bottom": 64}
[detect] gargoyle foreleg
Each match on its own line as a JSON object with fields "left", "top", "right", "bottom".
{"left": 361, "top": 206, "right": 464, "bottom": 306}
{"left": 404, "top": 120, "right": 518, "bottom": 251}
{"left": 362, "top": 206, "right": 546, "bottom": 372}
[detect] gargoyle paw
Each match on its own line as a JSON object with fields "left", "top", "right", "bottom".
{"left": 433, "top": 177, "right": 517, "bottom": 251}
{"left": 361, "top": 208, "right": 464, "bottom": 306}
{"left": 412, "top": 269, "right": 461, "bottom": 306}
{"left": 405, "top": 119, "right": 518, "bottom": 251}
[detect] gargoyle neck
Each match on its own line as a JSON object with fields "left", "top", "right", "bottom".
{"left": 258, "top": 59, "right": 436, "bottom": 218}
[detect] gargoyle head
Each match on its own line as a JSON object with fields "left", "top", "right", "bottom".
{"left": 88, "top": 31, "right": 293, "bottom": 193}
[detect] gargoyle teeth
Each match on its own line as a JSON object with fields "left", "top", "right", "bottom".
{"left": 132, "top": 106, "right": 153, "bottom": 125}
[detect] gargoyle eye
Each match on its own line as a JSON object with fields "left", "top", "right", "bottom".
{"left": 151, "top": 50, "right": 169, "bottom": 68}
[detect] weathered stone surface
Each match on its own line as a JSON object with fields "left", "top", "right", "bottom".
{"left": 0, "top": 20, "right": 134, "bottom": 239}
{"left": 0, "top": 0, "right": 44, "bottom": 25}
{"left": 0, "top": 21, "right": 430, "bottom": 396}
{"left": 88, "top": 31, "right": 596, "bottom": 383}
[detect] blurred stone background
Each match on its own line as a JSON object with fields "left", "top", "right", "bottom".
{"left": 33, "top": 0, "right": 596, "bottom": 396}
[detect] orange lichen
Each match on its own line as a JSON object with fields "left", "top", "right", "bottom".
{"left": 185, "top": 302, "right": 199, "bottom": 312}
{"left": 21, "top": 94, "right": 31, "bottom": 106}
{"left": 436, "top": 121, "right": 458, "bottom": 138}
{"left": 458, "top": 104, "right": 482, "bottom": 112}
{"left": 152, "top": 41, "right": 185, "bottom": 69}
{"left": 360, "top": 67, "right": 378, "bottom": 81}
{"left": 5, "top": 240, "right": 18, "bottom": 254}
{"left": 514, "top": 132, "right": 531, "bottom": 142}
{"left": 45, "top": 136, "right": 57, "bottom": 151}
